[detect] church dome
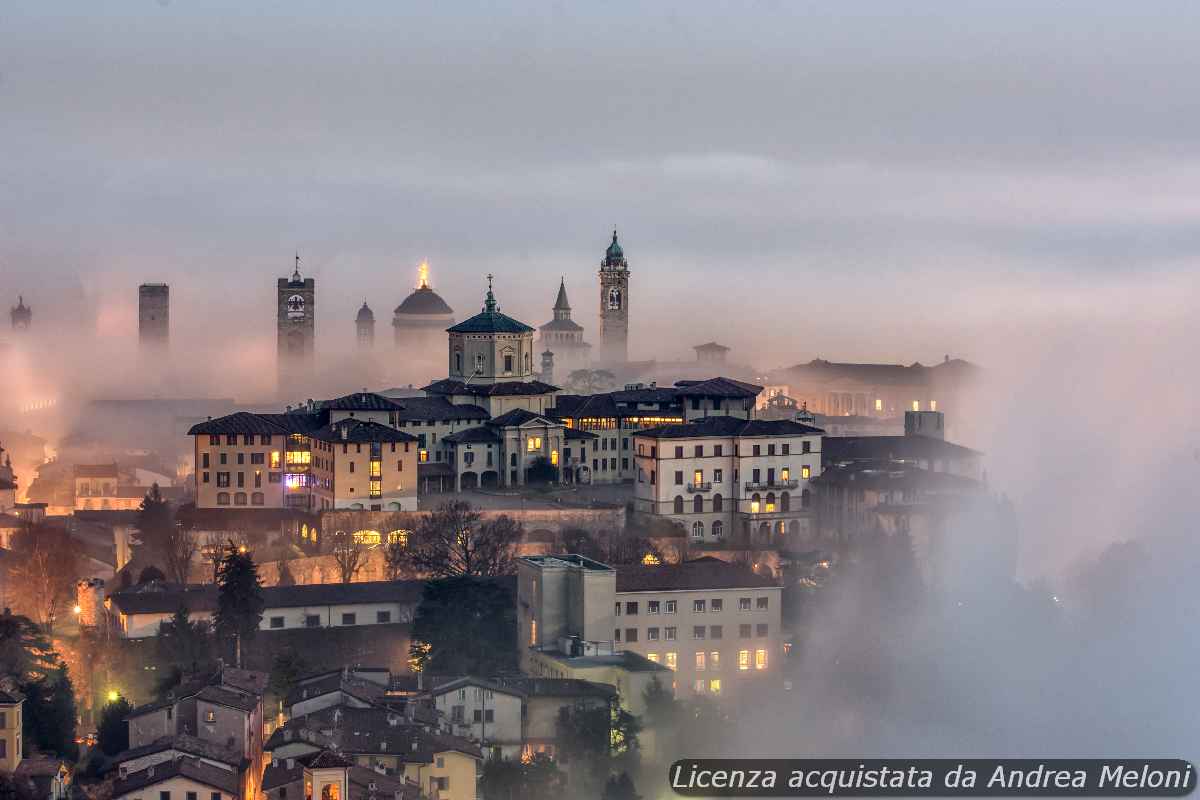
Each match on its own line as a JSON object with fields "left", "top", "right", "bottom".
{"left": 356, "top": 301, "right": 375, "bottom": 322}
{"left": 394, "top": 286, "right": 454, "bottom": 316}
{"left": 605, "top": 229, "right": 623, "bottom": 260}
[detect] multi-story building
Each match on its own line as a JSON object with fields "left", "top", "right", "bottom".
{"left": 320, "top": 419, "right": 418, "bottom": 511}
{"left": 549, "top": 376, "right": 761, "bottom": 484}
{"left": 516, "top": 554, "right": 781, "bottom": 703}
{"left": 631, "top": 416, "right": 824, "bottom": 545}
{"left": 0, "top": 689, "right": 23, "bottom": 773}
{"left": 138, "top": 283, "right": 170, "bottom": 350}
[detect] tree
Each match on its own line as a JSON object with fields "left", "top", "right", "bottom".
{"left": 479, "top": 755, "right": 563, "bottom": 800}
{"left": 7, "top": 525, "right": 81, "bottom": 632}
{"left": 275, "top": 555, "right": 297, "bottom": 587}
{"left": 603, "top": 773, "right": 642, "bottom": 800}
{"left": 0, "top": 610, "right": 55, "bottom": 681}
{"left": 383, "top": 539, "right": 407, "bottom": 581}
{"left": 155, "top": 605, "right": 213, "bottom": 683}
{"left": 566, "top": 369, "right": 617, "bottom": 395}
{"left": 164, "top": 524, "right": 198, "bottom": 585}
{"left": 96, "top": 696, "right": 132, "bottom": 755}
{"left": 136, "top": 483, "right": 175, "bottom": 560}
{"left": 329, "top": 530, "right": 366, "bottom": 584}
{"left": 23, "top": 661, "right": 78, "bottom": 760}
{"left": 267, "top": 649, "right": 308, "bottom": 715}
{"left": 405, "top": 502, "right": 522, "bottom": 577}
{"left": 138, "top": 565, "right": 167, "bottom": 585}
{"left": 214, "top": 543, "right": 264, "bottom": 668}
{"left": 556, "top": 698, "right": 640, "bottom": 790}
{"left": 526, "top": 456, "right": 557, "bottom": 485}
{"left": 408, "top": 577, "right": 517, "bottom": 675}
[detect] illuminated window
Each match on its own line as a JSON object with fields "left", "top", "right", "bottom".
{"left": 802, "top": 465, "right": 811, "bottom": 479}
{"left": 646, "top": 653, "right": 659, "bottom": 663}
{"left": 368, "top": 480, "right": 382, "bottom": 499}
{"left": 369, "top": 461, "right": 381, "bottom": 477}
{"left": 285, "top": 474, "right": 306, "bottom": 489}
{"left": 419, "top": 450, "right": 428, "bottom": 463}
{"left": 665, "top": 652, "right": 677, "bottom": 670}
{"left": 693, "top": 679, "right": 705, "bottom": 693}
{"left": 641, "top": 552, "right": 661, "bottom": 565}
{"left": 352, "top": 530, "right": 381, "bottom": 545}
{"left": 694, "top": 469, "right": 703, "bottom": 485}
{"left": 875, "top": 398, "right": 883, "bottom": 412}
{"left": 271, "top": 451, "right": 281, "bottom": 469}
{"left": 550, "top": 450, "right": 559, "bottom": 466}
{"left": 912, "top": 400, "right": 920, "bottom": 411}
{"left": 709, "top": 679, "right": 721, "bottom": 695}
{"left": 756, "top": 649, "right": 768, "bottom": 670}
{"left": 930, "top": 400, "right": 938, "bottom": 411}
{"left": 530, "top": 618, "right": 537, "bottom": 646}
{"left": 387, "top": 530, "right": 409, "bottom": 546}
{"left": 781, "top": 467, "right": 789, "bottom": 482}
{"left": 738, "top": 650, "right": 750, "bottom": 671}
{"left": 285, "top": 450, "right": 311, "bottom": 465}
{"left": 710, "top": 651, "right": 720, "bottom": 670}
{"left": 695, "top": 652, "right": 706, "bottom": 671}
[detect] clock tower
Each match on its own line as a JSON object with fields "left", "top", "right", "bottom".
{"left": 277, "top": 254, "right": 316, "bottom": 398}
{"left": 598, "top": 229, "right": 630, "bottom": 364}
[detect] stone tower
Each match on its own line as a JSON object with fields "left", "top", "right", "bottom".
{"left": 355, "top": 301, "right": 375, "bottom": 349}
{"left": 598, "top": 229, "right": 630, "bottom": 364}
{"left": 138, "top": 283, "right": 170, "bottom": 349}
{"left": 277, "top": 254, "right": 316, "bottom": 395}
{"left": 9, "top": 296, "right": 31, "bottom": 331}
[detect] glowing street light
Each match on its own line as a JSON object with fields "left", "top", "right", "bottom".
{"left": 106, "top": 690, "right": 120, "bottom": 703}
{"left": 72, "top": 605, "right": 82, "bottom": 615}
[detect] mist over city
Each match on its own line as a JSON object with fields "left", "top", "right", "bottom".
{"left": 0, "top": 3, "right": 1196, "bottom": 800}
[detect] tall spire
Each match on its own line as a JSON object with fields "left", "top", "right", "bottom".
{"left": 554, "top": 277, "right": 571, "bottom": 312}
{"left": 483, "top": 274, "right": 497, "bottom": 313}
{"left": 292, "top": 251, "right": 302, "bottom": 281}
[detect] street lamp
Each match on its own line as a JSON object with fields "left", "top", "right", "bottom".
{"left": 106, "top": 690, "right": 120, "bottom": 703}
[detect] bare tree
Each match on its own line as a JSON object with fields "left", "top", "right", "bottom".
{"left": 405, "top": 501, "right": 522, "bottom": 577}
{"left": 164, "top": 524, "right": 198, "bottom": 584}
{"left": 329, "top": 530, "right": 366, "bottom": 584}
{"left": 7, "top": 525, "right": 81, "bottom": 632}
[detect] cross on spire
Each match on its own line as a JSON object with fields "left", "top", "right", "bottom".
{"left": 293, "top": 251, "right": 302, "bottom": 281}
{"left": 484, "top": 274, "right": 497, "bottom": 313}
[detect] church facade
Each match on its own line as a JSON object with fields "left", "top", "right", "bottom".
{"left": 537, "top": 278, "right": 591, "bottom": 376}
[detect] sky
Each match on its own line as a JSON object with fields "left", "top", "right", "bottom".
{"left": 2, "top": 1, "right": 1197, "bottom": 366}
{"left": 2, "top": 3, "right": 1198, "bottom": 575}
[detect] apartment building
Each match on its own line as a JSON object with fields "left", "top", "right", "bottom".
{"left": 549, "top": 377, "right": 761, "bottom": 484}
{"left": 631, "top": 416, "right": 824, "bottom": 546}
{"left": 0, "top": 690, "right": 22, "bottom": 773}
{"left": 517, "top": 554, "right": 780, "bottom": 704}
{"left": 320, "top": 419, "right": 419, "bottom": 511}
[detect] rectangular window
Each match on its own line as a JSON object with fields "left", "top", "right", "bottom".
{"left": 236, "top": 472, "right": 245, "bottom": 488}
{"left": 782, "top": 443, "right": 790, "bottom": 455}
{"left": 625, "top": 628, "right": 638, "bottom": 642}
{"left": 161, "top": 792, "right": 171, "bottom": 800}
{"left": 648, "top": 600, "right": 660, "bottom": 614}
{"left": 647, "top": 653, "right": 659, "bottom": 663}
{"left": 377, "top": 610, "right": 392, "bottom": 623}
{"left": 369, "top": 479, "right": 382, "bottom": 499}
{"left": 768, "top": 444, "right": 776, "bottom": 456}
{"left": 305, "top": 615, "right": 320, "bottom": 628}
{"left": 647, "top": 627, "right": 659, "bottom": 641}
{"left": 756, "top": 649, "right": 768, "bottom": 670}
{"left": 369, "top": 460, "right": 381, "bottom": 477}
{"left": 802, "top": 465, "right": 811, "bottom": 479}
{"left": 665, "top": 626, "right": 677, "bottom": 641}
{"left": 349, "top": 461, "right": 355, "bottom": 473}
{"left": 674, "top": 446, "right": 684, "bottom": 458}
{"left": 202, "top": 472, "right": 209, "bottom": 484}
{"left": 714, "top": 445, "right": 723, "bottom": 457}
{"left": 504, "top": 354, "right": 514, "bottom": 372}
{"left": 781, "top": 467, "right": 790, "bottom": 482}
{"left": 695, "top": 651, "right": 706, "bottom": 671}
{"left": 341, "top": 613, "right": 357, "bottom": 625}
{"left": 209, "top": 435, "right": 220, "bottom": 446}
{"left": 674, "top": 470, "right": 683, "bottom": 485}
{"left": 271, "top": 451, "right": 281, "bottom": 469}
{"left": 757, "top": 596, "right": 769, "bottom": 610}
{"left": 213, "top": 794, "right": 221, "bottom": 800}
{"left": 614, "top": 628, "right": 621, "bottom": 642}
{"left": 187, "top": 792, "right": 198, "bottom": 800}
{"left": 694, "top": 445, "right": 703, "bottom": 457}
{"left": 625, "top": 602, "right": 638, "bottom": 615}
{"left": 710, "top": 651, "right": 720, "bottom": 670}
{"left": 739, "top": 597, "right": 751, "bottom": 611}
{"left": 664, "top": 600, "right": 677, "bottom": 614}
{"left": 739, "top": 649, "right": 751, "bottom": 670}
{"left": 757, "top": 623, "right": 769, "bottom": 637}
{"left": 714, "top": 468, "right": 723, "bottom": 483}
{"left": 709, "top": 678, "right": 722, "bottom": 695}
{"left": 693, "top": 599, "right": 705, "bottom": 613}
{"left": 216, "top": 472, "right": 230, "bottom": 487}
{"left": 711, "top": 599, "right": 723, "bottom": 612}
{"left": 665, "top": 652, "right": 677, "bottom": 670}
{"left": 740, "top": 624, "right": 752, "bottom": 638}
{"left": 615, "top": 602, "right": 622, "bottom": 617}
{"left": 753, "top": 444, "right": 761, "bottom": 456}
{"left": 710, "top": 625, "right": 723, "bottom": 639}
{"left": 269, "top": 616, "right": 284, "bottom": 629}
{"left": 201, "top": 452, "right": 210, "bottom": 469}
{"left": 693, "top": 626, "right": 706, "bottom": 640}
{"left": 219, "top": 452, "right": 227, "bottom": 465}
{"left": 237, "top": 452, "right": 245, "bottom": 465}
{"left": 694, "top": 469, "right": 703, "bottom": 485}
{"left": 694, "top": 679, "right": 705, "bottom": 693}
{"left": 803, "top": 440, "right": 812, "bottom": 454}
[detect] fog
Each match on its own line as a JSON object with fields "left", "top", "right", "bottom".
{"left": 1, "top": 0, "right": 1198, "bottom": 782}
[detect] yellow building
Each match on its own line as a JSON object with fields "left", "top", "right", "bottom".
{"left": 0, "top": 690, "right": 23, "bottom": 773}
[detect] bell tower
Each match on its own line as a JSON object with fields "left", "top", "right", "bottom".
{"left": 598, "top": 229, "right": 630, "bottom": 364}
{"left": 277, "top": 253, "right": 316, "bottom": 397}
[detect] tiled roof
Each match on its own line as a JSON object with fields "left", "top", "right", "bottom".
{"left": 187, "top": 412, "right": 323, "bottom": 437}
{"left": 823, "top": 435, "right": 981, "bottom": 463}
{"left": 392, "top": 397, "right": 489, "bottom": 422}
{"left": 114, "top": 734, "right": 242, "bottom": 768}
{"left": 634, "top": 415, "right": 824, "bottom": 440}
{"left": 487, "top": 409, "right": 555, "bottom": 428}
{"left": 110, "top": 580, "right": 425, "bottom": 617}
{"left": 311, "top": 420, "right": 420, "bottom": 444}
{"left": 196, "top": 685, "right": 260, "bottom": 712}
{"left": 814, "top": 461, "right": 982, "bottom": 491}
{"left": 442, "top": 427, "right": 502, "bottom": 445}
{"left": 307, "top": 750, "right": 355, "bottom": 769}
{"left": 320, "top": 392, "right": 400, "bottom": 411}
{"left": 693, "top": 342, "right": 730, "bottom": 351}
{"left": 446, "top": 309, "right": 534, "bottom": 334}
{"left": 422, "top": 379, "right": 559, "bottom": 397}
{"left": 74, "top": 464, "right": 118, "bottom": 478}
{"left": 564, "top": 428, "right": 598, "bottom": 441}
{"left": 615, "top": 560, "right": 779, "bottom": 592}
{"left": 672, "top": 377, "right": 763, "bottom": 398}
{"left": 112, "top": 757, "right": 240, "bottom": 798}
{"left": 539, "top": 318, "right": 583, "bottom": 332}
{"left": 282, "top": 673, "right": 389, "bottom": 712}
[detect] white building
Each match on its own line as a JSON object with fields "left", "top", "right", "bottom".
{"left": 632, "top": 416, "right": 824, "bottom": 546}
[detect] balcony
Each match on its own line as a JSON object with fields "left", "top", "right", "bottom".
{"left": 743, "top": 479, "right": 799, "bottom": 491}
{"left": 686, "top": 482, "right": 712, "bottom": 493}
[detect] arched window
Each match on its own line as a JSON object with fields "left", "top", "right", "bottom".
{"left": 691, "top": 521, "right": 704, "bottom": 539}
{"left": 780, "top": 492, "right": 790, "bottom": 512}
{"left": 693, "top": 495, "right": 703, "bottom": 514}
{"left": 712, "top": 520, "right": 724, "bottom": 539}
{"left": 475, "top": 353, "right": 485, "bottom": 372}
{"left": 712, "top": 493, "right": 723, "bottom": 512}
{"left": 765, "top": 492, "right": 776, "bottom": 512}
{"left": 673, "top": 496, "right": 684, "bottom": 514}
{"left": 801, "top": 489, "right": 812, "bottom": 509}
{"left": 217, "top": 492, "right": 230, "bottom": 506}
{"left": 234, "top": 492, "right": 248, "bottom": 506}
{"left": 751, "top": 493, "right": 761, "bottom": 513}
{"left": 251, "top": 492, "right": 264, "bottom": 506}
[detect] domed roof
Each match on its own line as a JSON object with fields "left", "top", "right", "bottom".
{"left": 356, "top": 301, "right": 375, "bottom": 322}
{"left": 606, "top": 229, "right": 623, "bottom": 260}
{"left": 394, "top": 286, "right": 454, "bottom": 316}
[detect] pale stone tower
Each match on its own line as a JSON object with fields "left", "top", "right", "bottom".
{"left": 355, "top": 301, "right": 375, "bottom": 349}
{"left": 598, "top": 229, "right": 630, "bottom": 364}
{"left": 138, "top": 283, "right": 170, "bottom": 350}
{"left": 277, "top": 254, "right": 316, "bottom": 395}
{"left": 9, "top": 296, "right": 31, "bottom": 331}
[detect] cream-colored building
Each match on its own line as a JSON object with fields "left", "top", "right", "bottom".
{"left": 111, "top": 757, "right": 242, "bottom": 800}
{"left": 0, "top": 690, "right": 23, "bottom": 773}
{"left": 632, "top": 416, "right": 824, "bottom": 546}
